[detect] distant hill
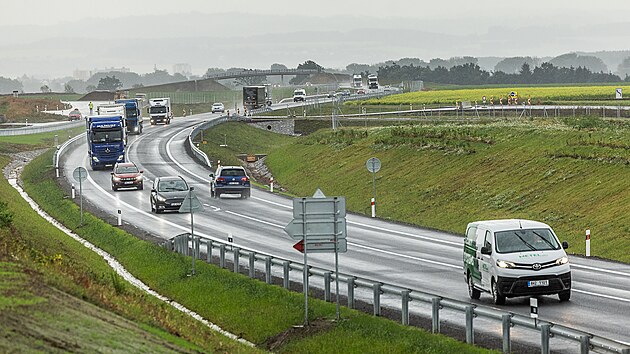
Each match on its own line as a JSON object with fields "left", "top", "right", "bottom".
{"left": 128, "top": 78, "right": 229, "bottom": 93}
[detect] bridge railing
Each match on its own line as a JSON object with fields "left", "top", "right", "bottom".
{"left": 204, "top": 68, "right": 320, "bottom": 80}
{"left": 163, "top": 233, "right": 630, "bottom": 354}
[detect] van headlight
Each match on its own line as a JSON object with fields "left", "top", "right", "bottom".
{"left": 555, "top": 256, "right": 569, "bottom": 265}
{"left": 496, "top": 260, "right": 516, "bottom": 268}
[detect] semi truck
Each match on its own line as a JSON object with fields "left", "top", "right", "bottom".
{"left": 367, "top": 74, "right": 379, "bottom": 90}
{"left": 86, "top": 115, "right": 126, "bottom": 170}
{"left": 114, "top": 99, "right": 143, "bottom": 134}
{"left": 148, "top": 98, "right": 172, "bottom": 125}
{"left": 353, "top": 74, "right": 362, "bottom": 88}
{"left": 243, "top": 86, "right": 272, "bottom": 111}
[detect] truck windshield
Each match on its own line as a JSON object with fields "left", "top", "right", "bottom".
{"left": 125, "top": 108, "right": 138, "bottom": 118}
{"left": 495, "top": 228, "right": 560, "bottom": 253}
{"left": 150, "top": 107, "right": 167, "bottom": 114}
{"left": 92, "top": 129, "right": 123, "bottom": 143}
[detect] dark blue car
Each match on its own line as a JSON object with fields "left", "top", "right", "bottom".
{"left": 210, "top": 166, "right": 251, "bottom": 199}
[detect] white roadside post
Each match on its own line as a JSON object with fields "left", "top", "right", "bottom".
{"left": 530, "top": 297, "right": 538, "bottom": 327}
{"left": 71, "top": 184, "right": 75, "bottom": 199}
{"left": 586, "top": 229, "right": 591, "bottom": 257}
{"left": 366, "top": 157, "right": 381, "bottom": 218}
{"left": 117, "top": 209, "right": 122, "bottom": 226}
{"left": 270, "top": 176, "right": 274, "bottom": 193}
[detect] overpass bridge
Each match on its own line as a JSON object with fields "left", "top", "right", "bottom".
{"left": 204, "top": 68, "right": 321, "bottom": 81}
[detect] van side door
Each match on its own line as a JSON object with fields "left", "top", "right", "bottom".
{"left": 479, "top": 230, "right": 494, "bottom": 290}
{"left": 464, "top": 226, "right": 480, "bottom": 283}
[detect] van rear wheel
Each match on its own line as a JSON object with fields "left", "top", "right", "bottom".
{"left": 468, "top": 274, "right": 481, "bottom": 300}
{"left": 492, "top": 279, "right": 505, "bottom": 305}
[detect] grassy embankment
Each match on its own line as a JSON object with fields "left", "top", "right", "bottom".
{"left": 199, "top": 120, "right": 630, "bottom": 264}
{"left": 14, "top": 149, "right": 493, "bottom": 352}
{"left": 0, "top": 95, "right": 80, "bottom": 123}
{"left": 0, "top": 154, "right": 252, "bottom": 353}
{"left": 0, "top": 126, "right": 85, "bottom": 154}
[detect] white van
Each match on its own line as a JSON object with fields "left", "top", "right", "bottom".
{"left": 463, "top": 219, "right": 571, "bottom": 305}
{"left": 293, "top": 89, "right": 306, "bottom": 102}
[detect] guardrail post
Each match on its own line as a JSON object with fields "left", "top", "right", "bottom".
{"left": 265, "top": 257, "right": 272, "bottom": 284}
{"left": 219, "top": 244, "right": 226, "bottom": 268}
{"left": 502, "top": 314, "right": 511, "bottom": 353}
{"left": 249, "top": 252, "right": 255, "bottom": 278}
{"left": 579, "top": 335, "right": 589, "bottom": 354}
{"left": 194, "top": 236, "right": 200, "bottom": 260}
{"left": 347, "top": 277, "right": 356, "bottom": 309}
{"left": 373, "top": 283, "right": 382, "bottom": 316}
{"left": 465, "top": 305, "right": 474, "bottom": 344}
{"left": 283, "top": 261, "right": 290, "bottom": 289}
{"left": 206, "top": 240, "right": 213, "bottom": 263}
{"left": 431, "top": 297, "right": 441, "bottom": 333}
{"left": 541, "top": 323, "right": 551, "bottom": 354}
{"left": 324, "top": 272, "right": 332, "bottom": 302}
{"left": 233, "top": 247, "right": 240, "bottom": 273}
{"left": 401, "top": 290, "right": 410, "bottom": 326}
{"left": 621, "top": 348, "right": 630, "bottom": 354}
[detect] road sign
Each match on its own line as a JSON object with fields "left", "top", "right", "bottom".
{"left": 293, "top": 239, "right": 347, "bottom": 253}
{"left": 292, "top": 196, "right": 346, "bottom": 219}
{"left": 72, "top": 166, "right": 88, "bottom": 183}
{"left": 284, "top": 218, "right": 347, "bottom": 241}
{"left": 616, "top": 88, "right": 623, "bottom": 99}
{"left": 366, "top": 157, "right": 381, "bottom": 173}
{"left": 179, "top": 190, "right": 204, "bottom": 213}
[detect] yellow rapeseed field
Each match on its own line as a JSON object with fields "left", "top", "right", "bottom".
{"left": 355, "top": 85, "right": 630, "bottom": 105}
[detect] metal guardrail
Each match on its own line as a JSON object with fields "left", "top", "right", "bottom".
{"left": 52, "top": 133, "right": 85, "bottom": 178}
{"left": 185, "top": 115, "right": 254, "bottom": 168}
{"left": 0, "top": 120, "right": 84, "bottom": 136}
{"left": 164, "top": 233, "right": 629, "bottom": 354}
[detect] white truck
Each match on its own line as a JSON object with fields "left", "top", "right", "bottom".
{"left": 367, "top": 74, "right": 379, "bottom": 90}
{"left": 97, "top": 103, "right": 126, "bottom": 118}
{"left": 148, "top": 98, "right": 172, "bottom": 125}
{"left": 352, "top": 74, "right": 362, "bottom": 88}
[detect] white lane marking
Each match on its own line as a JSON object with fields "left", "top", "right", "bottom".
{"left": 352, "top": 243, "right": 463, "bottom": 270}
{"left": 571, "top": 264, "right": 630, "bottom": 278}
{"left": 226, "top": 209, "right": 463, "bottom": 270}
{"left": 224, "top": 210, "right": 284, "bottom": 228}
{"left": 572, "top": 289, "right": 630, "bottom": 304}
{"left": 252, "top": 196, "right": 460, "bottom": 247}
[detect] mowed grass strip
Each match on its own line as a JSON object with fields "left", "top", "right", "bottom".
{"left": 0, "top": 126, "right": 85, "bottom": 153}
{"left": 19, "top": 149, "right": 493, "bottom": 353}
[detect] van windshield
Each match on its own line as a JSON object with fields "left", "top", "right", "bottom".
{"left": 495, "top": 228, "right": 560, "bottom": 253}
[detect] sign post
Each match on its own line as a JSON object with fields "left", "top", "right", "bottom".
{"left": 616, "top": 88, "right": 623, "bottom": 100}
{"left": 179, "top": 186, "right": 204, "bottom": 275}
{"left": 284, "top": 189, "right": 347, "bottom": 324}
{"left": 72, "top": 167, "right": 88, "bottom": 226}
{"left": 366, "top": 157, "right": 381, "bottom": 218}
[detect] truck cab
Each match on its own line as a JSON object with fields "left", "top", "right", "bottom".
{"left": 293, "top": 89, "right": 306, "bottom": 102}
{"left": 148, "top": 98, "right": 172, "bottom": 125}
{"left": 86, "top": 115, "right": 126, "bottom": 170}
{"left": 114, "top": 99, "right": 143, "bottom": 134}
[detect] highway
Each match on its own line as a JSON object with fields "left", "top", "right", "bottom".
{"left": 60, "top": 110, "right": 630, "bottom": 351}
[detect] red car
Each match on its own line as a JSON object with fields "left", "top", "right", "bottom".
{"left": 111, "top": 162, "right": 144, "bottom": 191}
{"left": 68, "top": 108, "right": 82, "bottom": 121}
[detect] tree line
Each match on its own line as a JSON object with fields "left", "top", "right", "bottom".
{"left": 377, "top": 62, "right": 625, "bottom": 85}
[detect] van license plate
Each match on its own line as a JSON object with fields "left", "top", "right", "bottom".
{"left": 527, "top": 280, "right": 549, "bottom": 287}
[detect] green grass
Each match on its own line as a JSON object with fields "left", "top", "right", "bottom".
{"left": 17, "top": 147, "right": 493, "bottom": 353}
{"left": 0, "top": 126, "right": 85, "bottom": 153}
{"left": 0, "top": 154, "right": 256, "bottom": 353}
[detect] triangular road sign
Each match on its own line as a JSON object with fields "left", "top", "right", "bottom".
{"left": 179, "top": 190, "right": 204, "bottom": 213}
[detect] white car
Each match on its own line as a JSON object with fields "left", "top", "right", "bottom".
{"left": 211, "top": 103, "right": 225, "bottom": 113}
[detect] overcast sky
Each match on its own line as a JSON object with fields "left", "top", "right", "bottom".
{"left": 4, "top": 0, "right": 630, "bottom": 29}
{"left": 2, "top": 0, "right": 630, "bottom": 79}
